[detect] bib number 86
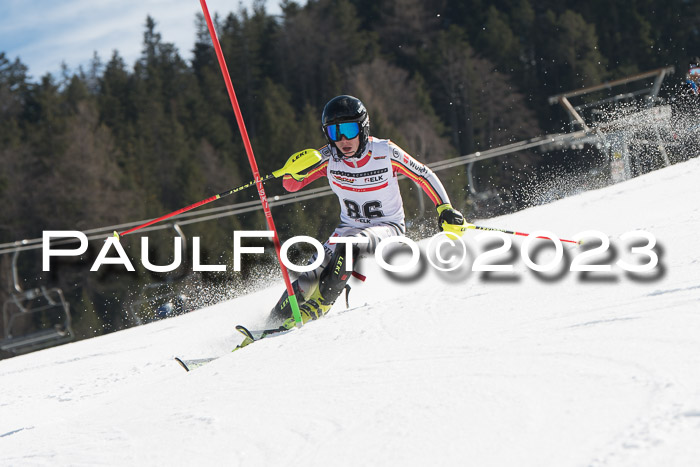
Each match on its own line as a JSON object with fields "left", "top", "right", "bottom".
{"left": 344, "top": 199, "right": 384, "bottom": 219}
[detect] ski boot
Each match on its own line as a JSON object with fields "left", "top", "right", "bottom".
{"left": 295, "top": 244, "right": 358, "bottom": 321}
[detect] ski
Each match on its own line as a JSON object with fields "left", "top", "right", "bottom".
{"left": 174, "top": 357, "right": 217, "bottom": 372}
{"left": 233, "top": 303, "right": 369, "bottom": 349}
{"left": 232, "top": 324, "right": 294, "bottom": 351}
{"left": 175, "top": 303, "right": 370, "bottom": 370}
{"left": 173, "top": 325, "right": 291, "bottom": 371}
{"left": 235, "top": 324, "right": 292, "bottom": 341}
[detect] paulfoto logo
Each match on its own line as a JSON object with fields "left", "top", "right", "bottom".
{"left": 42, "top": 231, "right": 422, "bottom": 274}
{"left": 41, "top": 229, "right": 661, "bottom": 276}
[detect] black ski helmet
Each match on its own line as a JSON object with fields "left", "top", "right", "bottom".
{"left": 321, "top": 95, "right": 370, "bottom": 158}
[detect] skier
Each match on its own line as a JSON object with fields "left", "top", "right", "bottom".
{"left": 265, "top": 95, "right": 469, "bottom": 328}
{"left": 683, "top": 62, "right": 700, "bottom": 96}
{"left": 673, "top": 62, "right": 700, "bottom": 116}
{"left": 670, "top": 62, "right": 700, "bottom": 160}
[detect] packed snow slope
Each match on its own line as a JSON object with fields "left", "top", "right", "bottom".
{"left": 2, "top": 157, "right": 700, "bottom": 467}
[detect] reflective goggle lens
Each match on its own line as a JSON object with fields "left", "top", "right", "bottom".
{"left": 325, "top": 122, "right": 361, "bottom": 141}
{"left": 690, "top": 67, "right": 700, "bottom": 76}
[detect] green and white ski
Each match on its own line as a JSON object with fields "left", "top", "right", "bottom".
{"left": 175, "top": 303, "right": 369, "bottom": 371}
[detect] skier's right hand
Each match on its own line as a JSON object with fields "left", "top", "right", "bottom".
{"left": 273, "top": 149, "right": 323, "bottom": 179}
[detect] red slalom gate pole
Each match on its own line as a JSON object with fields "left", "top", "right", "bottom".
{"left": 199, "top": 0, "right": 303, "bottom": 325}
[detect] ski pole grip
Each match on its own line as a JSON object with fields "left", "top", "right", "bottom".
{"left": 273, "top": 149, "right": 323, "bottom": 178}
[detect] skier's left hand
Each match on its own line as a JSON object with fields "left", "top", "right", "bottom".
{"left": 437, "top": 204, "right": 472, "bottom": 238}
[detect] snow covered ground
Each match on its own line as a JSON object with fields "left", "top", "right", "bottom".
{"left": 2, "top": 157, "right": 700, "bottom": 466}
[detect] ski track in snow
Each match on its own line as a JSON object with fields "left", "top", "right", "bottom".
{"left": 2, "top": 157, "right": 700, "bottom": 466}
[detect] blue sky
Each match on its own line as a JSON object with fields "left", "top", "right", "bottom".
{"left": 0, "top": 0, "right": 282, "bottom": 81}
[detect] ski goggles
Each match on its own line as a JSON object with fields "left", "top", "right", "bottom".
{"left": 325, "top": 122, "right": 361, "bottom": 141}
{"left": 690, "top": 67, "right": 700, "bottom": 76}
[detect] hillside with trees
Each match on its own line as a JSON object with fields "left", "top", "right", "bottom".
{"left": 0, "top": 0, "right": 697, "bottom": 345}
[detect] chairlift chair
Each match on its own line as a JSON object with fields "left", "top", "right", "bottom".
{"left": 1, "top": 249, "right": 74, "bottom": 355}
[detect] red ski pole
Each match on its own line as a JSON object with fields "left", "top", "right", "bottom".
{"left": 116, "top": 174, "right": 275, "bottom": 237}
{"left": 469, "top": 225, "right": 580, "bottom": 245}
{"left": 114, "top": 150, "right": 320, "bottom": 238}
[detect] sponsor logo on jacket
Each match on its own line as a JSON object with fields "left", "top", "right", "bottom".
{"left": 330, "top": 168, "right": 388, "bottom": 178}
{"left": 335, "top": 175, "right": 355, "bottom": 183}
{"left": 406, "top": 157, "right": 428, "bottom": 175}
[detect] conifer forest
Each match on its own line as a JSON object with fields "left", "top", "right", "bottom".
{"left": 1, "top": 0, "right": 698, "bottom": 347}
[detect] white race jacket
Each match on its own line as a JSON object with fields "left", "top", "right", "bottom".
{"left": 283, "top": 137, "right": 451, "bottom": 228}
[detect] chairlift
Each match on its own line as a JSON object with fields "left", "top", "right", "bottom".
{"left": 548, "top": 67, "right": 676, "bottom": 179}
{"left": 1, "top": 248, "right": 74, "bottom": 355}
